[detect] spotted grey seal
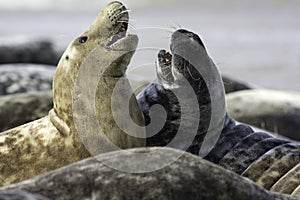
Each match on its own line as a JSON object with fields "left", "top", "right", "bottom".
{"left": 137, "top": 29, "right": 300, "bottom": 197}
{"left": 0, "top": 64, "right": 54, "bottom": 95}
{"left": 1, "top": 147, "right": 298, "bottom": 200}
{"left": 0, "top": 1, "right": 145, "bottom": 187}
{"left": 226, "top": 89, "right": 300, "bottom": 141}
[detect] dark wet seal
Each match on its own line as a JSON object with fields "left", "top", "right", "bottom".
{"left": 204, "top": 124, "right": 254, "bottom": 163}
{"left": 137, "top": 82, "right": 181, "bottom": 147}
{"left": 242, "top": 143, "right": 300, "bottom": 181}
{"left": 271, "top": 163, "right": 300, "bottom": 195}
{"left": 229, "top": 138, "right": 289, "bottom": 175}
{"left": 137, "top": 28, "right": 213, "bottom": 154}
{"left": 137, "top": 29, "right": 300, "bottom": 197}
{"left": 256, "top": 152, "right": 300, "bottom": 190}
{"left": 219, "top": 132, "right": 271, "bottom": 172}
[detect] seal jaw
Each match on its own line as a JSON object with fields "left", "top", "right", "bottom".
{"left": 106, "top": 2, "right": 131, "bottom": 47}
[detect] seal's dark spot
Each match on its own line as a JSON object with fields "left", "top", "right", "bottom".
{"left": 65, "top": 55, "right": 69, "bottom": 60}
{"left": 78, "top": 36, "right": 88, "bottom": 44}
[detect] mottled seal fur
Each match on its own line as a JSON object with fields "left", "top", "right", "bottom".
{"left": 1, "top": 147, "right": 298, "bottom": 200}
{"left": 137, "top": 29, "right": 300, "bottom": 197}
{"left": 0, "top": 1, "right": 145, "bottom": 187}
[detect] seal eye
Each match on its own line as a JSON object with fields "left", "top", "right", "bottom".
{"left": 78, "top": 36, "right": 88, "bottom": 44}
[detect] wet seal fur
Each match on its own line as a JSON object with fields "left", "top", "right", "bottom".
{"left": 0, "top": 1, "right": 145, "bottom": 187}
{"left": 137, "top": 29, "right": 300, "bottom": 197}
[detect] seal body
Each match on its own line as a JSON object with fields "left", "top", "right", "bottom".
{"left": 137, "top": 29, "right": 300, "bottom": 197}
{"left": 0, "top": 64, "right": 54, "bottom": 95}
{"left": 0, "top": 1, "right": 145, "bottom": 187}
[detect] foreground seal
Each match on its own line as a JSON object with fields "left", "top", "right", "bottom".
{"left": 226, "top": 89, "right": 300, "bottom": 141}
{"left": 137, "top": 29, "right": 300, "bottom": 197}
{"left": 0, "top": 1, "right": 145, "bottom": 187}
{"left": 0, "top": 147, "right": 297, "bottom": 200}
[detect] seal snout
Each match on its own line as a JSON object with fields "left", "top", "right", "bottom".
{"left": 156, "top": 29, "right": 209, "bottom": 84}
{"left": 171, "top": 29, "right": 206, "bottom": 50}
{"left": 105, "top": 2, "right": 133, "bottom": 47}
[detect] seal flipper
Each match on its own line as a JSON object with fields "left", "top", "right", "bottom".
{"left": 49, "top": 109, "right": 70, "bottom": 137}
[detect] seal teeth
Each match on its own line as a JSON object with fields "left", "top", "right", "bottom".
{"left": 157, "top": 50, "right": 174, "bottom": 84}
{"left": 158, "top": 50, "right": 172, "bottom": 66}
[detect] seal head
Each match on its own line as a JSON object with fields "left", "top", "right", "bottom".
{"left": 51, "top": 1, "right": 138, "bottom": 137}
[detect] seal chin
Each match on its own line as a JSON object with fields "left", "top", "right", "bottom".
{"left": 114, "top": 34, "right": 138, "bottom": 50}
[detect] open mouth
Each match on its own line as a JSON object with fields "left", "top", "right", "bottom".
{"left": 107, "top": 9, "right": 130, "bottom": 46}
{"left": 157, "top": 49, "right": 174, "bottom": 84}
{"left": 108, "top": 23, "right": 128, "bottom": 46}
{"left": 157, "top": 29, "right": 202, "bottom": 83}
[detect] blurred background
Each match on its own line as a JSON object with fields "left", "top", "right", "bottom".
{"left": 0, "top": 0, "right": 299, "bottom": 91}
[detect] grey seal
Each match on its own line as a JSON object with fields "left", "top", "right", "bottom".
{"left": 137, "top": 29, "right": 300, "bottom": 197}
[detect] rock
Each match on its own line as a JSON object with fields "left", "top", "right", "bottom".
{"left": 0, "top": 91, "right": 53, "bottom": 131}
{"left": 0, "top": 38, "right": 63, "bottom": 65}
{"left": 226, "top": 89, "right": 300, "bottom": 141}
{"left": 0, "top": 191, "right": 48, "bottom": 200}
{"left": 0, "top": 64, "right": 55, "bottom": 95}
{"left": 0, "top": 147, "right": 296, "bottom": 200}
{"left": 222, "top": 75, "right": 253, "bottom": 94}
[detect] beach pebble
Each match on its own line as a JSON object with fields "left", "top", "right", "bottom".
{"left": 226, "top": 89, "right": 300, "bottom": 141}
